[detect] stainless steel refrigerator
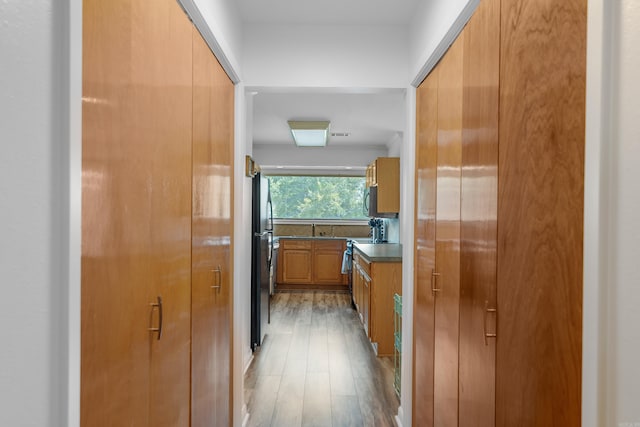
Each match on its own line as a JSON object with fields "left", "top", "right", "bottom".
{"left": 251, "top": 173, "right": 273, "bottom": 350}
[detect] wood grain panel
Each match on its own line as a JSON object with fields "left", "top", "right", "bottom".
{"left": 413, "top": 64, "right": 438, "bottom": 426}
{"left": 496, "top": 0, "right": 586, "bottom": 425}
{"left": 81, "top": 1, "right": 150, "bottom": 423}
{"left": 370, "top": 262, "right": 402, "bottom": 356}
{"left": 313, "top": 240, "right": 346, "bottom": 285}
{"left": 362, "top": 273, "right": 371, "bottom": 336}
{"left": 282, "top": 250, "right": 313, "bottom": 283}
{"left": 458, "top": 0, "right": 500, "bottom": 425}
{"left": 375, "top": 157, "right": 401, "bottom": 213}
{"left": 433, "top": 32, "right": 464, "bottom": 427}
{"left": 144, "top": 3, "right": 193, "bottom": 426}
{"left": 191, "top": 27, "right": 235, "bottom": 427}
{"left": 81, "top": 0, "right": 193, "bottom": 425}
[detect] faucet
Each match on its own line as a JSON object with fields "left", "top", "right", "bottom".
{"left": 311, "top": 223, "right": 316, "bottom": 237}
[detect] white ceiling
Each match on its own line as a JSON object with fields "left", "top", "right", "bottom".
{"left": 251, "top": 89, "right": 406, "bottom": 147}
{"left": 237, "top": 1, "right": 418, "bottom": 155}
{"left": 237, "top": 0, "right": 420, "bottom": 25}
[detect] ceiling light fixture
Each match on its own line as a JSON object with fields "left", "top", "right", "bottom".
{"left": 288, "top": 120, "right": 330, "bottom": 147}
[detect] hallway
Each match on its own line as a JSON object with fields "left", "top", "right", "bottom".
{"left": 244, "top": 292, "right": 399, "bottom": 427}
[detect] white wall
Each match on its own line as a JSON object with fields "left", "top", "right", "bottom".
{"left": 186, "top": 0, "right": 244, "bottom": 80}
{"left": 243, "top": 24, "right": 409, "bottom": 88}
{"left": 253, "top": 145, "right": 388, "bottom": 174}
{"left": 409, "top": 0, "right": 479, "bottom": 85}
{"left": 0, "top": 0, "right": 79, "bottom": 425}
{"left": 396, "top": 86, "right": 416, "bottom": 427}
{"left": 233, "top": 85, "right": 254, "bottom": 426}
{"left": 604, "top": 0, "right": 640, "bottom": 424}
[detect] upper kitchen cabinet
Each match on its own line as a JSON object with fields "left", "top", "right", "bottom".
{"left": 366, "top": 157, "right": 400, "bottom": 215}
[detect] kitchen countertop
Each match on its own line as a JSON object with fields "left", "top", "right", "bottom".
{"left": 352, "top": 242, "right": 402, "bottom": 262}
{"left": 275, "top": 236, "right": 402, "bottom": 262}
{"left": 276, "top": 236, "right": 349, "bottom": 241}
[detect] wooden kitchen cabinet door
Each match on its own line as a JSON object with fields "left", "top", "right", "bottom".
{"left": 413, "top": 56, "right": 439, "bottom": 427}
{"left": 81, "top": 0, "right": 193, "bottom": 425}
{"left": 280, "top": 240, "right": 313, "bottom": 284}
{"left": 191, "top": 27, "right": 235, "bottom": 427}
{"left": 362, "top": 272, "right": 371, "bottom": 336}
{"left": 313, "top": 239, "right": 346, "bottom": 284}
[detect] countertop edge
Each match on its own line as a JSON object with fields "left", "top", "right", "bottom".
{"left": 352, "top": 242, "right": 403, "bottom": 263}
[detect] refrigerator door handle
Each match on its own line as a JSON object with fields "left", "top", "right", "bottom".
{"left": 266, "top": 232, "right": 273, "bottom": 265}
{"left": 266, "top": 199, "right": 274, "bottom": 231}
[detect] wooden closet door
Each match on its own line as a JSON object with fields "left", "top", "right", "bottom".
{"left": 433, "top": 33, "right": 464, "bottom": 427}
{"left": 82, "top": 1, "right": 151, "bottom": 423}
{"left": 81, "top": 0, "right": 193, "bottom": 425}
{"left": 191, "top": 28, "right": 235, "bottom": 427}
{"left": 496, "top": 0, "right": 585, "bottom": 425}
{"left": 144, "top": 1, "right": 193, "bottom": 426}
{"left": 458, "top": 0, "right": 500, "bottom": 425}
{"left": 413, "top": 65, "right": 438, "bottom": 426}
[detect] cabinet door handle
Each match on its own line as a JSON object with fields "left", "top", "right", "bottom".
{"left": 148, "top": 296, "right": 163, "bottom": 341}
{"left": 211, "top": 266, "right": 222, "bottom": 293}
{"left": 484, "top": 300, "right": 497, "bottom": 345}
{"left": 431, "top": 269, "right": 441, "bottom": 294}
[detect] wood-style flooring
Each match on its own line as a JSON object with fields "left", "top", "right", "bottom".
{"left": 244, "top": 291, "right": 400, "bottom": 427}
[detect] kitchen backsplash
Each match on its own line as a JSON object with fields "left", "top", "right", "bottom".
{"left": 383, "top": 218, "right": 400, "bottom": 243}
{"left": 274, "top": 223, "right": 370, "bottom": 238}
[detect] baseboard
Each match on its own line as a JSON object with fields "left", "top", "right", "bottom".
{"left": 394, "top": 405, "right": 404, "bottom": 427}
{"left": 243, "top": 353, "right": 254, "bottom": 375}
{"left": 241, "top": 404, "right": 250, "bottom": 427}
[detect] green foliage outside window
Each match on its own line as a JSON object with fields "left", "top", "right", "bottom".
{"left": 269, "top": 175, "right": 367, "bottom": 219}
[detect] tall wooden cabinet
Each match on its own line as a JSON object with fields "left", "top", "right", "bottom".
{"left": 191, "top": 28, "right": 235, "bottom": 427}
{"left": 413, "top": 0, "right": 585, "bottom": 425}
{"left": 81, "top": 1, "right": 193, "bottom": 425}
{"left": 82, "top": 1, "right": 234, "bottom": 425}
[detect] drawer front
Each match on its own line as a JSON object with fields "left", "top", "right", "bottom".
{"left": 314, "top": 239, "right": 345, "bottom": 251}
{"left": 280, "top": 239, "right": 312, "bottom": 250}
{"left": 360, "top": 257, "right": 371, "bottom": 276}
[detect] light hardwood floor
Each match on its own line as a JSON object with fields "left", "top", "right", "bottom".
{"left": 244, "top": 291, "right": 400, "bottom": 427}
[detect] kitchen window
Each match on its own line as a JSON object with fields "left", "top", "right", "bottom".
{"left": 269, "top": 175, "right": 367, "bottom": 220}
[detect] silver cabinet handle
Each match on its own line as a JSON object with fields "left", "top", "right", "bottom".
{"left": 148, "top": 296, "right": 163, "bottom": 340}
{"left": 211, "top": 266, "right": 222, "bottom": 293}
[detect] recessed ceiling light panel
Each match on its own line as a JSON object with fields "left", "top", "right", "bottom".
{"left": 288, "top": 120, "right": 330, "bottom": 147}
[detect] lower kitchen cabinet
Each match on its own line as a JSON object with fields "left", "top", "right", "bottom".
{"left": 277, "top": 238, "right": 347, "bottom": 289}
{"left": 279, "top": 239, "right": 312, "bottom": 284}
{"left": 313, "top": 239, "right": 347, "bottom": 284}
{"left": 352, "top": 245, "right": 402, "bottom": 357}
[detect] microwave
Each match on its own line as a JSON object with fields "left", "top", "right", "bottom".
{"left": 364, "top": 186, "right": 398, "bottom": 218}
